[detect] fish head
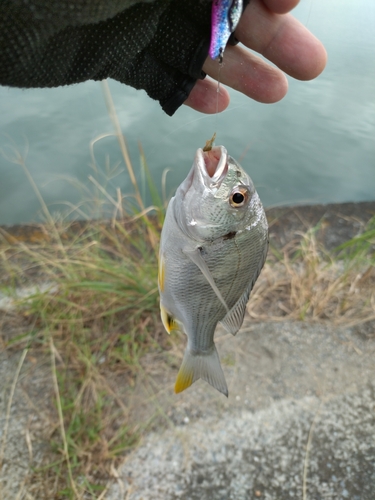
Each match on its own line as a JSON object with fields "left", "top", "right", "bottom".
{"left": 174, "top": 145, "right": 261, "bottom": 241}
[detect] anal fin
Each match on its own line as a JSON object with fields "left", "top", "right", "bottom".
{"left": 220, "top": 282, "right": 252, "bottom": 336}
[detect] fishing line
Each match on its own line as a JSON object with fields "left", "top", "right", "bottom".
{"left": 171, "top": 102, "right": 244, "bottom": 137}
{"left": 304, "top": 0, "right": 314, "bottom": 29}
{"left": 147, "top": 102, "right": 245, "bottom": 161}
{"left": 215, "top": 61, "right": 223, "bottom": 121}
{"left": 203, "top": 61, "right": 223, "bottom": 152}
{"left": 213, "top": 60, "right": 223, "bottom": 143}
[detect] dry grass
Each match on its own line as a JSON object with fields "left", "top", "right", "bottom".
{"left": 248, "top": 224, "right": 375, "bottom": 327}
{"left": 0, "top": 214, "right": 171, "bottom": 499}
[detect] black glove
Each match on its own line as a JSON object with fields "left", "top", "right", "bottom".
{"left": 0, "top": 0, "right": 248, "bottom": 116}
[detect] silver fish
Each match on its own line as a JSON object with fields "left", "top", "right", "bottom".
{"left": 158, "top": 145, "right": 268, "bottom": 396}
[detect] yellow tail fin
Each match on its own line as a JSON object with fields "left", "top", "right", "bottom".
{"left": 174, "top": 365, "right": 194, "bottom": 393}
{"left": 174, "top": 345, "right": 228, "bottom": 396}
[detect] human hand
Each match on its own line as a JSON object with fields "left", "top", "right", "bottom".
{"left": 185, "top": 0, "right": 327, "bottom": 113}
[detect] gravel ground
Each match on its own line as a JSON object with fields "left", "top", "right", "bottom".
{"left": 107, "top": 321, "right": 375, "bottom": 500}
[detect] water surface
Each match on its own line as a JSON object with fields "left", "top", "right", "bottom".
{"left": 0, "top": 0, "right": 374, "bottom": 225}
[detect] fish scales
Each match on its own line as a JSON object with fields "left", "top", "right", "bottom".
{"left": 162, "top": 221, "right": 266, "bottom": 350}
{"left": 159, "top": 145, "right": 268, "bottom": 396}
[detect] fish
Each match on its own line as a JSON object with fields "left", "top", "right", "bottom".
{"left": 209, "top": 0, "right": 243, "bottom": 61}
{"left": 158, "top": 144, "right": 268, "bottom": 396}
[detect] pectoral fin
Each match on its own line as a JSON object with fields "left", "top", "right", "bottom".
{"left": 220, "top": 283, "right": 252, "bottom": 336}
{"left": 183, "top": 247, "right": 229, "bottom": 313}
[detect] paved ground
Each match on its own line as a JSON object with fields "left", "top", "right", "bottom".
{"left": 2, "top": 319, "right": 374, "bottom": 499}
{"left": 0, "top": 311, "right": 53, "bottom": 499}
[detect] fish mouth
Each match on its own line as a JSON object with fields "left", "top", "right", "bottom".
{"left": 177, "top": 146, "right": 229, "bottom": 200}
{"left": 196, "top": 145, "right": 228, "bottom": 187}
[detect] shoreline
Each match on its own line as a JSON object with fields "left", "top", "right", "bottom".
{"left": 1, "top": 200, "right": 374, "bottom": 247}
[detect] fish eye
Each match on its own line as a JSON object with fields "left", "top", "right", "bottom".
{"left": 229, "top": 187, "right": 249, "bottom": 207}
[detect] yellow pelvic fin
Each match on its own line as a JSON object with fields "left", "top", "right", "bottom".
{"left": 174, "top": 365, "right": 194, "bottom": 394}
{"left": 160, "top": 305, "right": 178, "bottom": 335}
{"left": 158, "top": 255, "right": 165, "bottom": 292}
